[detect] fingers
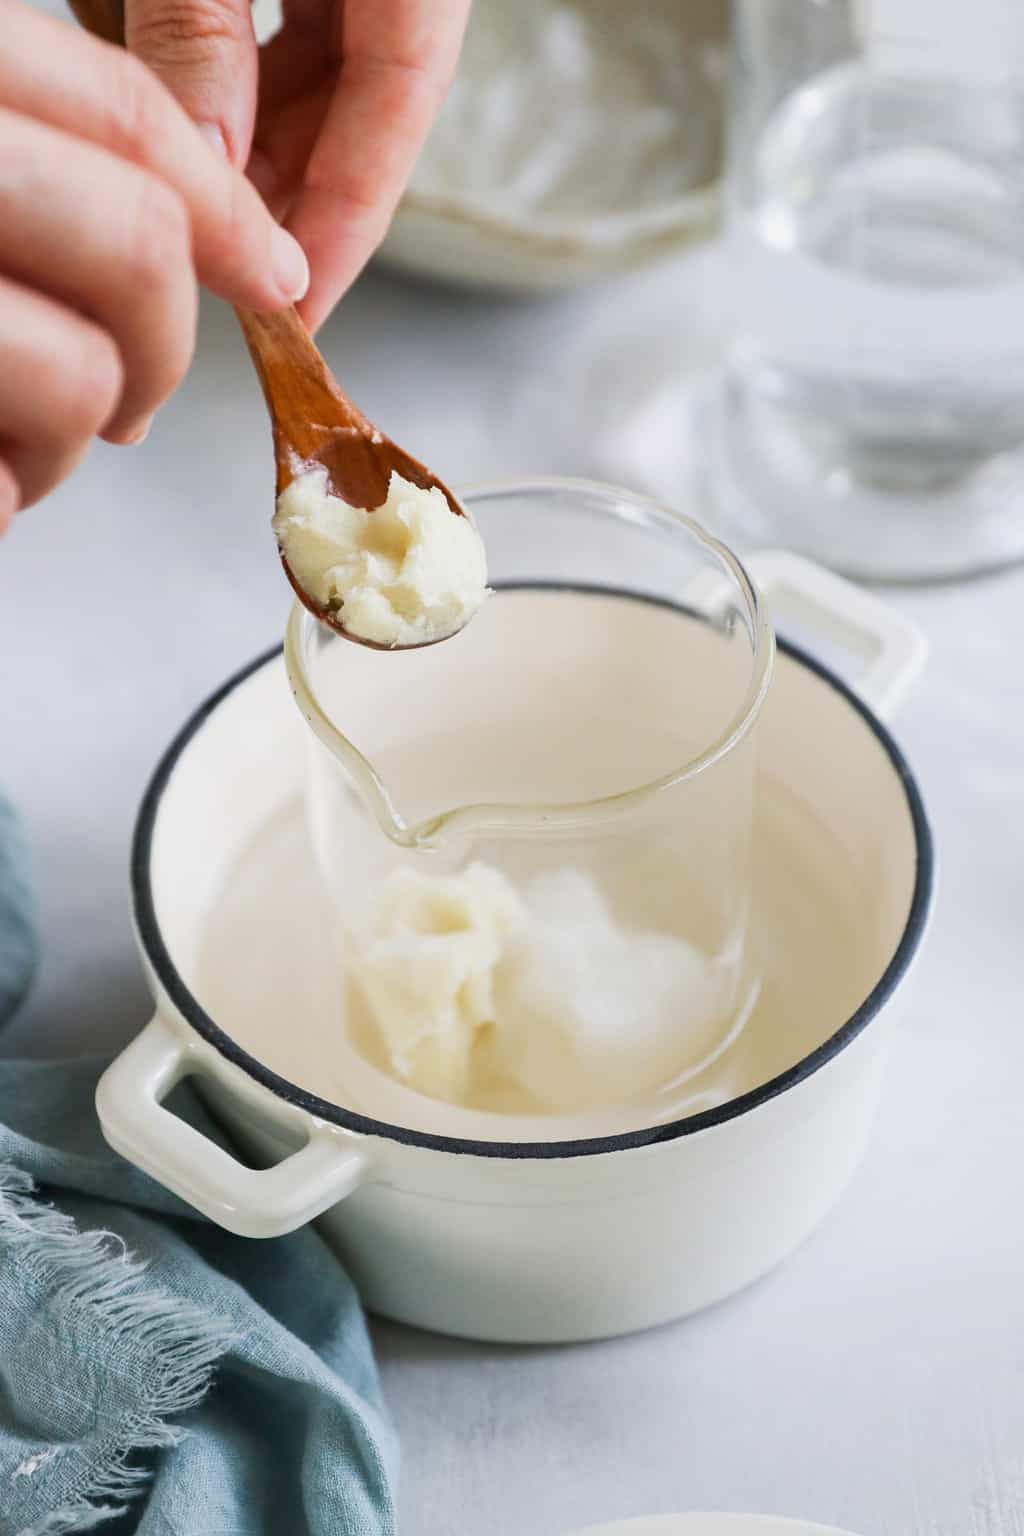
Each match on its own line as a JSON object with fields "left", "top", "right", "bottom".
{"left": 0, "top": 109, "right": 197, "bottom": 444}
{"left": 0, "top": 0, "right": 307, "bottom": 310}
{"left": 281, "top": 0, "right": 471, "bottom": 329}
{"left": 124, "top": 0, "right": 259, "bottom": 167}
{"left": 0, "top": 276, "right": 125, "bottom": 510}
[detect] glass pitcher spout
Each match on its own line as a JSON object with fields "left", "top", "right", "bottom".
{"left": 285, "top": 478, "right": 772, "bottom": 866}
{"left": 288, "top": 572, "right": 769, "bottom": 858}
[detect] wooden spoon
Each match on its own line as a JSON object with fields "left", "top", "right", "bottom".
{"left": 235, "top": 307, "right": 469, "bottom": 650}
{"left": 70, "top": 0, "right": 470, "bottom": 652}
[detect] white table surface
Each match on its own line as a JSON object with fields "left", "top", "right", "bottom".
{"left": 2, "top": 214, "right": 1024, "bottom": 1535}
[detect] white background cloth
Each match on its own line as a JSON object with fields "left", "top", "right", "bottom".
{"left": 3, "top": 8, "right": 1024, "bottom": 1522}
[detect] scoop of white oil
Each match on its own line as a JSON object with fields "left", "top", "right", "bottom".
{"left": 344, "top": 862, "right": 754, "bottom": 1117}
{"left": 273, "top": 469, "right": 488, "bottom": 648}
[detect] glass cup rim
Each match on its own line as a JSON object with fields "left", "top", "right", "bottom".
{"left": 284, "top": 475, "right": 775, "bottom": 846}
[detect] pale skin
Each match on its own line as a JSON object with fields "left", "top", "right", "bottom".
{"left": 0, "top": 0, "right": 471, "bottom": 531}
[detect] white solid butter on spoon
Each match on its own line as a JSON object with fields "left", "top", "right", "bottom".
{"left": 273, "top": 467, "right": 487, "bottom": 649}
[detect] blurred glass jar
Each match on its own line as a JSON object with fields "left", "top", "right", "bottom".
{"left": 699, "top": 0, "right": 1024, "bottom": 582}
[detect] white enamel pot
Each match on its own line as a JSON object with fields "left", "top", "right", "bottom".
{"left": 96, "top": 552, "right": 933, "bottom": 1344}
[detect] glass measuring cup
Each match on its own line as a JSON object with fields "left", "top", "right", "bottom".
{"left": 284, "top": 478, "right": 773, "bottom": 1124}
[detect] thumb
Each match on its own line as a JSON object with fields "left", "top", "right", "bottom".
{"left": 125, "top": 0, "right": 260, "bottom": 167}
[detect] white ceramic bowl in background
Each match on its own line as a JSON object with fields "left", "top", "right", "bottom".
{"left": 378, "top": 0, "right": 728, "bottom": 292}
{"left": 96, "top": 551, "right": 932, "bottom": 1344}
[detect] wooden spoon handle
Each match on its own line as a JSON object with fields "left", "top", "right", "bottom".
{"left": 235, "top": 306, "right": 378, "bottom": 492}
{"left": 67, "top": 0, "right": 125, "bottom": 42}
{"left": 235, "top": 307, "right": 368, "bottom": 432}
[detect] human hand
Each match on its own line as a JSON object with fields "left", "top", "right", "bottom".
{"left": 125, "top": 0, "right": 472, "bottom": 331}
{"left": 0, "top": 0, "right": 309, "bottom": 528}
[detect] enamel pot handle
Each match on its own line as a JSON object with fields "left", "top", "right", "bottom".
{"left": 96, "top": 1015, "right": 372, "bottom": 1238}
{"left": 748, "top": 550, "right": 927, "bottom": 719}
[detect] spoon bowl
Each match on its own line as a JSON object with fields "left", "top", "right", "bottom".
{"left": 236, "top": 306, "right": 469, "bottom": 651}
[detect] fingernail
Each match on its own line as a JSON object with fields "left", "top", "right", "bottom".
{"left": 272, "top": 226, "right": 310, "bottom": 302}
{"left": 197, "top": 121, "right": 229, "bottom": 160}
{"left": 126, "top": 418, "right": 152, "bottom": 446}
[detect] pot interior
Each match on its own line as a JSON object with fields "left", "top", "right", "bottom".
{"left": 139, "top": 631, "right": 927, "bottom": 1148}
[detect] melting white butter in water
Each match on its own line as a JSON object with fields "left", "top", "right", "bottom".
{"left": 273, "top": 469, "right": 487, "bottom": 647}
{"left": 344, "top": 863, "right": 733, "bottom": 1113}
